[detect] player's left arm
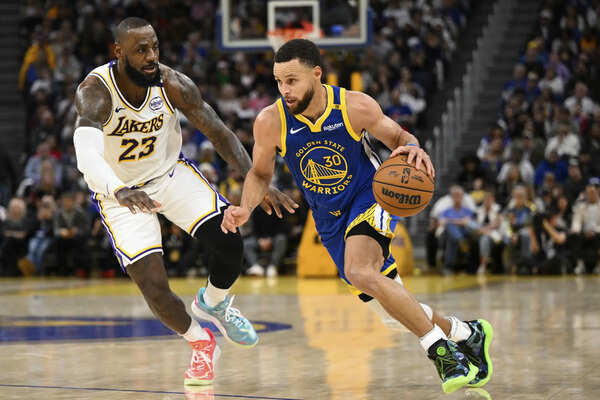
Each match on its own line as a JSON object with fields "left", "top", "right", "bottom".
{"left": 345, "top": 90, "right": 434, "bottom": 177}
{"left": 162, "top": 66, "right": 294, "bottom": 215}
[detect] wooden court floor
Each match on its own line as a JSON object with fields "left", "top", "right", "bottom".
{"left": 0, "top": 275, "right": 599, "bottom": 399}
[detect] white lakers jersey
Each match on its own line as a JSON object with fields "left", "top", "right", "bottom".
{"left": 85, "top": 61, "right": 181, "bottom": 193}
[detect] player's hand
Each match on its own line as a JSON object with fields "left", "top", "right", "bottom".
{"left": 115, "top": 187, "right": 161, "bottom": 214}
{"left": 221, "top": 205, "right": 251, "bottom": 233}
{"left": 390, "top": 145, "right": 435, "bottom": 178}
{"left": 259, "top": 186, "right": 299, "bottom": 218}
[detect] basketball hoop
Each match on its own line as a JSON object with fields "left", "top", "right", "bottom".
{"left": 267, "top": 27, "right": 321, "bottom": 51}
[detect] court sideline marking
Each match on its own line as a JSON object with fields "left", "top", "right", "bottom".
{"left": 0, "top": 383, "right": 303, "bottom": 400}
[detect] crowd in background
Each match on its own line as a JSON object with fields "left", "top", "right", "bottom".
{"left": 428, "top": 0, "right": 600, "bottom": 276}
{"left": 2, "top": 0, "right": 473, "bottom": 277}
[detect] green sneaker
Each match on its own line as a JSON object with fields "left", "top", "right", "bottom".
{"left": 428, "top": 339, "right": 479, "bottom": 394}
{"left": 458, "top": 319, "right": 494, "bottom": 388}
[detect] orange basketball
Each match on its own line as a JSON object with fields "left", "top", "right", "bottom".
{"left": 372, "top": 154, "right": 434, "bottom": 217}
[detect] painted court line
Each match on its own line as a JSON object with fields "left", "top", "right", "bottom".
{"left": 0, "top": 384, "right": 303, "bottom": 400}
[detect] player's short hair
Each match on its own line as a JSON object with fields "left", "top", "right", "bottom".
{"left": 113, "top": 17, "right": 152, "bottom": 42}
{"left": 274, "top": 39, "right": 322, "bottom": 68}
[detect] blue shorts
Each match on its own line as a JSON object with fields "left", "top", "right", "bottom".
{"left": 313, "top": 188, "right": 400, "bottom": 295}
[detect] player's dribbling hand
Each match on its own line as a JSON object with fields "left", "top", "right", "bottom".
{"left": 115, "top": 187, "right": 161, "bottom": 214}
{"left": 221, "top": 206, "right": 250, "bottom": 234}
{"left": 260, "top": 186, "right": 299, "bottom": 218}
{"left": 390, "top": 145, "right": 435, "bottom": 178}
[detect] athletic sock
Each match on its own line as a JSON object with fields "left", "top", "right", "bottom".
{"left": 181, "top": 318, "right": 210, "bottom": 342}
{"left": 419, "top": 324, "right": 447, "bottom": 352}
{"left": 447, "top": 316, "right": 472, "bottom": 342}
{"left": 203, "top": 279, "right": 229, "bottom": 307}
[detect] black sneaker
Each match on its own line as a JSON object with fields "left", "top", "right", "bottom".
{"left": 428, "top": 339, "right": 479, "bottom": 393}
{"left": 457, "top": 319, "right": 494, "bottom": 388}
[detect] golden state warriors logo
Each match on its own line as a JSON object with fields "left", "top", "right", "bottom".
{"left": 296, "top": 140, "right": 353, "bottom": 195}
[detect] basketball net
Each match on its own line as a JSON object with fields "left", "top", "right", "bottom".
{"left": 267, "top": 24, "right": 321, "bottom": 51}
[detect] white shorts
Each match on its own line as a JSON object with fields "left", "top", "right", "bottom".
{"left": 91, "top": 157, "right": 229, "bottom": 267}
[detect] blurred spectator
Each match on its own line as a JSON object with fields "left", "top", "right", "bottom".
{"left": 244, "top": 208, "right": 288, "bottom": 278}
{"left": 0, "top": 149, "right": 16, "bottom": 206}
{"left": 19, "top": 30, "right": 55, "bottom": 91}
{"left": 536, "top": 207, "right": 568, "bottom": 274}
{"left": 480, "top": 137, "right": 505, "bottom": 182}
{"left": 438, "top": 185, "right": 477, "bottom": 275}
{"left": 476, "top": 189, "right": 502, "bottom": 275}
{"left": 564, "top": 82, "right": 598, "bottom": 119}
{"left": 53, "top": 192, "right": 89, "bottom": 276}
{"left": 545, "top": 122, "right": 580, "bottom": 158}
{"left": 534, "top": 150, "right": 568, "bottom": 187}
{"left": 564, "top": 158, "right": 586, "bottom": 204}
{"left": 497, "top": 148, "right": 535, "bottom": 186}
{"left": 570, "top": 179, "right": 600, "bottom": 274}
{"left": 0, "top": 198, "right": 30, "bottom": 276}
{"left": 21, "top": 195, "right": 56, "bottom": 275}
{"left": 503, "top": 186, "right": 538, "bottom": 274}
{"left": 457, "top": 154, "right": 485, "bottom": 192}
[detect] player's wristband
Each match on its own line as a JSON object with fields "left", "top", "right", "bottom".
{"left": 406, "top": 143, "right": 419, "bottom": 147}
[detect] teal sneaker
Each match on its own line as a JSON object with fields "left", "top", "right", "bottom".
{"left": 191, "top": 288, "right": 258, "bottom": 348}
{"left": 428, "top": 339, "right": 479, "bottom": 394}
{"left": 458, "top": 319, "right": 494, "bottom": 388}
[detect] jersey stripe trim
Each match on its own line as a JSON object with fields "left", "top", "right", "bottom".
{"left": 276, "top": 98, "right": 287, "bottom": 157}
{"left": 88, "top": 72, "right": 114, "bottom": 126}
{"left": 340, "top": 87, "right": 362, "bottom": 141}
{"left": 107, "top": 62, "right": 151, "bottom": 112}
{"left": 293, "top": 85, "right": 334, "bottom": 132}
{"left": 159, "top": 86, "right": 175, "bottom": 114}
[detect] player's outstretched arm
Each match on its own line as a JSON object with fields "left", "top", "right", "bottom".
{"left": 221, "top": 106, "right": 298, "bottom": 233}
{"left": 164, "top": 67, "right": 297, "bottom": 216}
{"left": 345, "top": 91, "right": 435, "bottom": 178}
{"left": 73, "top": 77, "right": 160, "bottom": 214}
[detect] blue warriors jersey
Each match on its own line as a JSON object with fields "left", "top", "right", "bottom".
{"left": 278, "top": 85, "right": 381, "bottom": 221}
{"left": 277, "top": 85, "right": 400, "bottom": 291}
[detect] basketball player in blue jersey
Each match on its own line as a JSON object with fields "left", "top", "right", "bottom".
{"left": 73, "top": 18, "right": 297, "bottom": 386}
{"left": 222, "top": 39, "right": 494, "bottom": 394}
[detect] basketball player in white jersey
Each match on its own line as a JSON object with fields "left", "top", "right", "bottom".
{"left": 73, "top": 17, "right": 297, "bottom": 386}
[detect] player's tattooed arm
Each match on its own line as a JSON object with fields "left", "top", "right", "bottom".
{"left": 165, "top": 69, "right": 253, "bottom": 178}
{"left": 74, "top": 76, "right": 112, "bottom": 129}
{"left": 165, "top": 67, "right": 297, "bottom": 218}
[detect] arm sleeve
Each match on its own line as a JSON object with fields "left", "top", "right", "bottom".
{"left": 73, "top": 126, "right": 127, "bottom": 197}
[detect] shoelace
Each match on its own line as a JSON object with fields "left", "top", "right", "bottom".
{"left": 191, "top": 346, "right": 214, "bottom": 373}
{"left": 223, "top": 295, "right": 245, "bottom": 329}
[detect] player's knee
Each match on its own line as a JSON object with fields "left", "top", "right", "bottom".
{"left": 345, "top": 263, "right": 379, "bottom": 294}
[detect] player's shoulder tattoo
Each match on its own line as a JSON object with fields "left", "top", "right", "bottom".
{"left": 75, "top": 75, "right": 112, "bottom": 127}
{"left": 162, "top": 65, "right": 202, "bottom": 109}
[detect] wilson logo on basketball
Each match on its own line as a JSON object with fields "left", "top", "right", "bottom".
{"left": 380, "top": 188, "right": 422, "bottom": 205}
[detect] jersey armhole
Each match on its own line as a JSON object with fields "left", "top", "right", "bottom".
{"left": 340, "top": 87, "right": 362, "bottom": 142}
{"left": 276, "top": 99, "right": 287, "bottom": 157}
{"left": 89, "top": 72, "right": 114, "bottom": 127}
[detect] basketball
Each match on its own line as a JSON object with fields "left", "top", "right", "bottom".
{"left": 372, "top": 155, "right": 434, "bottom": 217}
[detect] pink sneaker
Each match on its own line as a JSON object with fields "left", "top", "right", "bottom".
{"left": 184, "top": 328, "right": 221, "bottom": 386}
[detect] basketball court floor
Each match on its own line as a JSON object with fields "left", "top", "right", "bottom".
{"left": 0, "top": 274, "right": 598, "bottom": 399}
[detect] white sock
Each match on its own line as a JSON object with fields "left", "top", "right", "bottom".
{"left": 181, "top": 318, "right": 209, "bottom": 342}
{"left": 419, "top": 324, "right": 447, "bottom": 351}
{"left": 447, "top": 316, "right": 472, "bottom": 342}
{"left": 203, "top": 279, "right": 229, "bottom": 307}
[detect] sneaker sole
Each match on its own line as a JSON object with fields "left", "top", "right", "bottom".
{"left": 191, "top": 298, "right": 259, "bottom": 349}
{"left": 443, "top": 362, "right": 479, "bottom": 394}
{"left": 467, "top": 319, "right": 494, "bottom": 388}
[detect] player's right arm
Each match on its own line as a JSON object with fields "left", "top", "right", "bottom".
{"left": 221, "top": 105, "right": 284, "bottom": 233}
{"left": 73, "top": 76, "right": 159, "bottom": 214}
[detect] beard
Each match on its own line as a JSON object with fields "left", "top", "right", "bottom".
{"left": 124, "top": 57, "right": 161, "bottom": 87}
{"left": 289, "top": 86, "right": 314, "bottom": 115}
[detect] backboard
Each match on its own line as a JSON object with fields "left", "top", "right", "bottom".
{"left": 218, "top": 0, "right": 372, "bottom": 51}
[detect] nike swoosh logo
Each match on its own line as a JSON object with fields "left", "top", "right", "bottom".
{"left": 168, "top": 169, "right": 175, "bottom": 178}
{"left": 290, "top": 126, "right": 306, "bottom": 134}
{"left": 115, "top": 107, "right": 125, "bottom": 113}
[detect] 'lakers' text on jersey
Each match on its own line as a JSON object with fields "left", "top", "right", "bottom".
{"left": 86, "top": 61, "right": 181, "bottom": 193}
{"left": 278, "top": 85, "right": 381, "bottom": 219}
